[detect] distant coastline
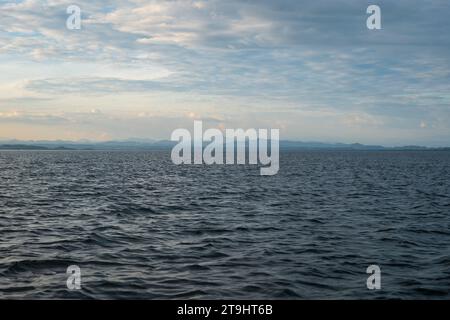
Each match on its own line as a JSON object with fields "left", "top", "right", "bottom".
{"left": 1, "top": 140, "right": 449, "bottom": 151}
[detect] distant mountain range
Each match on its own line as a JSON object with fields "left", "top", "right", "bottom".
{"left": 0, "top": 139, "right": 448, "bottom": 151}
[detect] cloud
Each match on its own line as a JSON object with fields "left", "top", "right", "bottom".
{"left": 25, "top": 77, "right": 182, "bottom": 94}
{"left": 0, "top": 110, "right": 69, "bottom": 124}
{"left": 342, "top": 113, "right": 385, "bottom": 127}
{"left": 0, "top": 0, "right": 450, "bottom": 144}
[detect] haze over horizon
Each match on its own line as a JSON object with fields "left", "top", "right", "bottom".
{"left": 1, "top": 0, "right": 450, "bottom": 147}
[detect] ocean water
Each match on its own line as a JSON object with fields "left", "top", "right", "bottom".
{"left": 0, "top": 150, "right": 449, "bottom": 299}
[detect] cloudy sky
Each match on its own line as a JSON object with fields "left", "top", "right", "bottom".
{"left": 0, "top": 0, "right": 449, "bottom": 146}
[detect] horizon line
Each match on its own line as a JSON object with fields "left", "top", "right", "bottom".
{"left": 1, "top": 138, "right": 449, "bottom": 150}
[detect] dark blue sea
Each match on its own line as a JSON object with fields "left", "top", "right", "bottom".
{"left": 0, "top": 150, "right": 449, "bottom": 299}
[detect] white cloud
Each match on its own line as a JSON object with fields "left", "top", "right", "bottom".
{"left": 0, "top": 0, "right": 450, "bottom": 144}
{"left": 343, "top": 113, "right": 385, "bottom": 127}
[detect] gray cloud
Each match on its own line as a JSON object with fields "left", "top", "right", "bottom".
{"left": 1, "top": 0, "right": 450, "bottom": 144}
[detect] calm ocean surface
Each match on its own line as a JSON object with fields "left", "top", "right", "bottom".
{"left": 0, "top": 150, "right": 449, "bottom": 299}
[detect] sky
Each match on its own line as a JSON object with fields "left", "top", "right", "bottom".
{"left": 0, "top": 0, "right": 449, "bottom": 146}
